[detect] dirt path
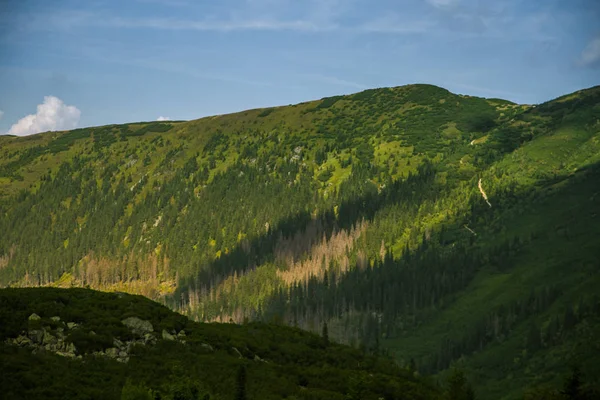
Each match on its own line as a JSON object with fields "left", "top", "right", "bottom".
{"left": 478, "top": 178, "right": 492, "bottom": 207}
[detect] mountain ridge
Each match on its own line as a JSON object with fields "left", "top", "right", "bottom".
{"left": 1, "top": 83, "right": 518, "bottom": 139}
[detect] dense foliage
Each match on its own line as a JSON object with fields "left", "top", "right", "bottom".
{"left": 0, "top": 287, "right": 439, "bottom": 400}
{"left": 0, "top": 84, "right": 599, "bottom": 399}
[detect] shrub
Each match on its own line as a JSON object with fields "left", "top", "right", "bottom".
{"left": 121, "top": 380, "right": 153, "bottom": 400}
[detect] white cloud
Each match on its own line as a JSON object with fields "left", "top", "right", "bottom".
{"left": 157, "top": 116, "right": 171, "bottom": 121}
{"left": 7, "top": 96, "right": 81, "bottom": 136}
{"left": 578, "top": 36, "right": 600, "bottom": 67}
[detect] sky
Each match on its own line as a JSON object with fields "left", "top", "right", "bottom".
{"left": 0, "top": 0, "right": 599, "bottom": 136}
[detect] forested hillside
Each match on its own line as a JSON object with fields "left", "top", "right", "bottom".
{"left": 1, "top": 84, "right": 599, "bottom": 399}
{"left": 0, "top": 287, "right": 441, "bottom": 399}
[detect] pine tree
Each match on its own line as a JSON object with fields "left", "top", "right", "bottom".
{"left": 545, "top": 315, "right": 560, "bottom": 345}
{"left": 120, "top": 379, "right": 153, "bottom": 400}
{"left": 408, "top": 358, "right": 417, "bottom": 374}
{"left": 235, "top": 365, "right": 247, "bottom": 400}
{"left": 322, "top": 322, "right": 329, "bottom": 346}
{"left": 561, "top": 366, "right": 582, "bottom": 400}
{"left": 444, "top": 369, "right": 476, "bottom": 400}
{"left": 564, "top": 305, "right": 577, "bottom": 331}
{"left": 465, "top": 385, "right": 476, "bottom": 400}
{"left": 526, "top": 323, "right": 541, "bottom": 353}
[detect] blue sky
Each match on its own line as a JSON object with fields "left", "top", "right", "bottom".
{"left": 0, "top": 0, "right": 599, "bottom": 135}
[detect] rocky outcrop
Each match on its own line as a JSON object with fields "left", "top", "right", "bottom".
{"left": 8, "top": 318, "right": 78, "bottom": 358}
{"left": 254, "top": 354, "right": 267, "bottom": 363}
{"left": 200, "top": 343, "right": 214, "bottom": 352}
{"left": 121, "top": 317, "right": 154, "bottom": 336}
{"left": 231, "top": 347, "right": 243, "bottom": 359}
{"left": 162, "top": 329, "right": 176, "bottom": 341}
{"left": 6, "top": 315, "right": 189, "bottom": 364}
{"left": 28, "top": 313, "right": 41, "bottom": 321}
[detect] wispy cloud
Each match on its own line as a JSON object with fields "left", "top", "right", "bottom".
{"left": 578, "top": 35, "right": 600, "bottom": 68}
{"left": 105, "top": 16, "right": 334, "bottom": 32}
{"left": 74, "top": 47, "right": 297, "bottom": 89}
{"left": 418, "top": 0, "right": 559, "bottom": 42}
{"left": 135, "top": 0, "right": 191, "bottom": 6}
{"left": 359, "top": 15, "right": 433, "bottom": 34}
{"left": 0, "top": 110, "right": 3, "bottom": 121}
{"left": 98, "top": 14, "right": 439, "bottom": 35}
{"left": 10, "top": 0, "right": 558, "bottom": 44}
{"left": 22, "top": 10, "right": 93, "bottom": 32}
{"left": 156, "top": 116, "right": 171, "bottom": 121}
{"left": 8, "top": 0, "right": 419, "bottom": 36}
{"left": 16, "top": 7, "right": 336, "bottom": 33}
{"left": 425, "top": 0, "right": 459, "bottom": 10}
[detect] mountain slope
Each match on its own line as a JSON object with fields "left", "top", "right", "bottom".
{"left": 0, "top": 84, "right": 599, "bottom": 398}
{"left": 0, "top": 287, "right": 439, "bottom": 400}
{"left": 0, "top": 84, "right": 526, "bottom": 293}
{"left": 384, "top": 161, "right": 600, "bottom": 398}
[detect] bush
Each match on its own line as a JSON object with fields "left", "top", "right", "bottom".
{"left": 127, "top": 123, "right": 173, "bottom": 137}
{"left": 355, "top": 142, "right": 374, "bottom": 165}
{"left": 121, "top": 380, "right": 153, "bottom": 400}
{"left": 315, "top": 96, "right": 344, "bottom": 110}
{"left": 257, "top": 108, "right": 275, "bottom": 118}
{"left": 489, "top": 125, "right": 524, "bottom": 153}
{"left": 459, "top": 111, "right": 498, "bottom": 133}
{"left": 318, "top": 168, "right": 334, "bottom": 182}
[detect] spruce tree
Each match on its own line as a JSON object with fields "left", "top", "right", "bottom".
{"left": 235, "top": 365, "right": 247, "bottom": 400}
{"left": 526, "top": 323, "right": 541, "bottom": 352}
{"left": 444, "top": 369, "right": 476, "bottom": 400}
{"left": 408, "top": 358, "right": 417, "bottom": 374}
{"left": 561, "top": 366, "right": 582, "bottom": 400}
{"left": 322, "top": 322, "right": 329, "bottom": 346}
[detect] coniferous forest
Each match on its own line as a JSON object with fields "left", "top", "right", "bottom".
{"left": 1, "top": 84, "right": 599, "bottom": 399}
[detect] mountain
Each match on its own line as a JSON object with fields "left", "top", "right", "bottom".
{"left": 1, "top": 83, "right": 599, "bottom": 398}
{"left": 0, "top": 287, "right": 439, "bottom": 399}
